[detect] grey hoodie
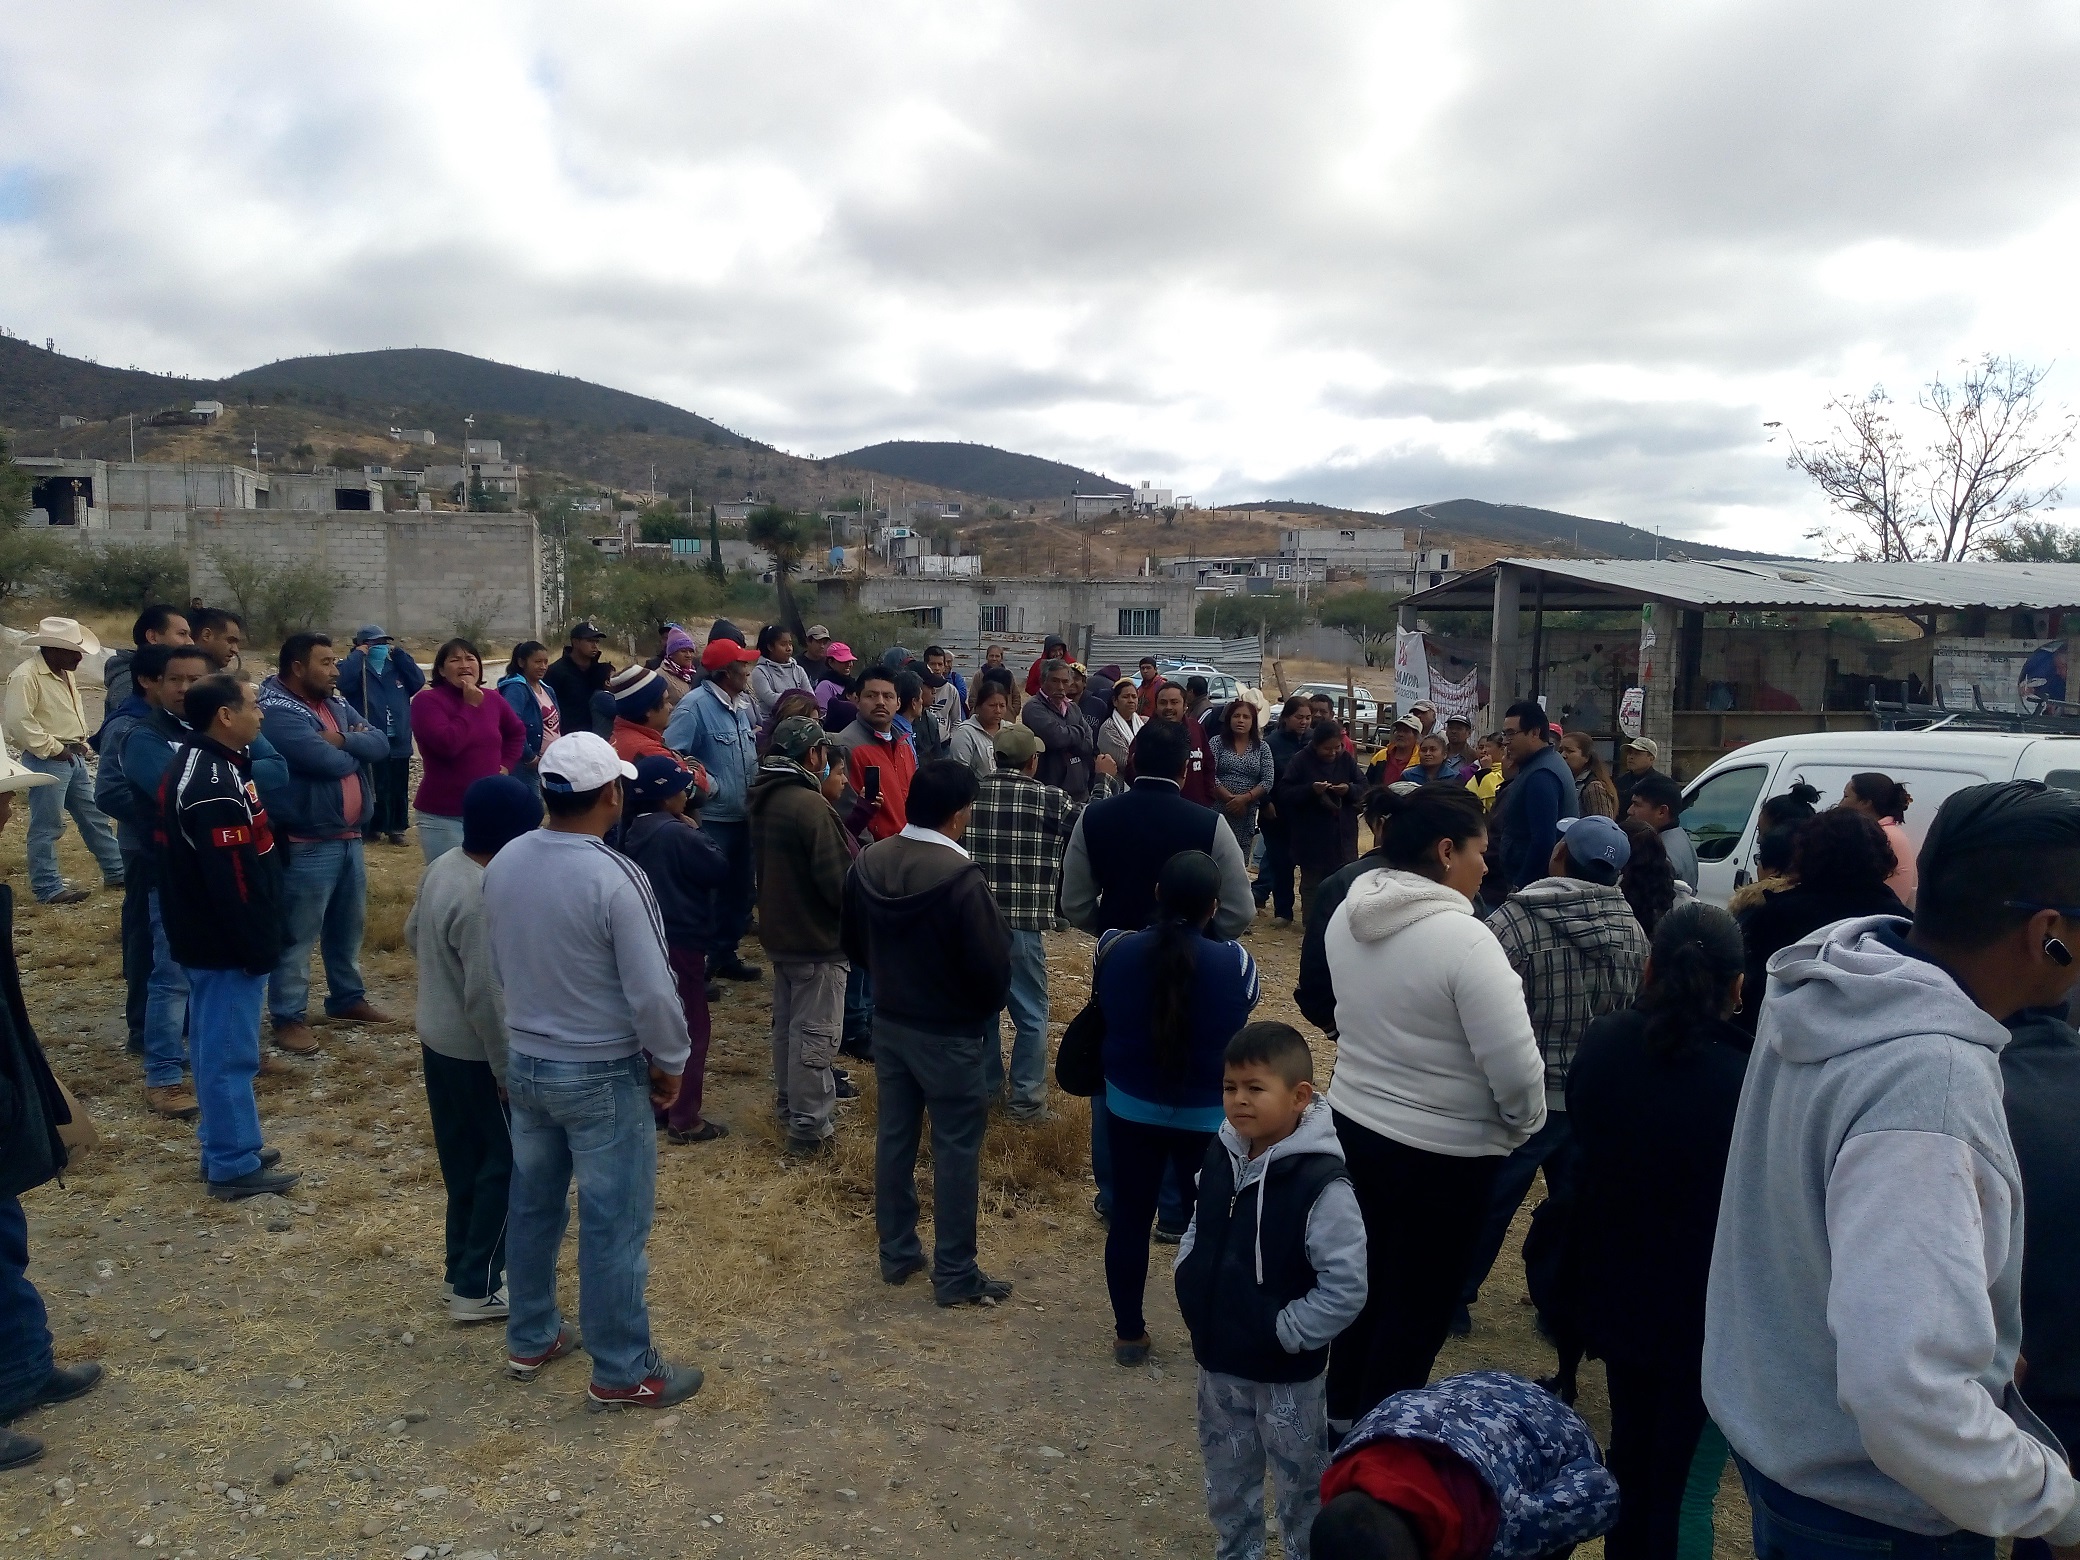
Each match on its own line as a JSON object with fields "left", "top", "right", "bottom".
{"left": 1174, "top": 1100, "right": 1370, "bottom": 1354}
{"left": 1704, "top": 915, "right": 2080, "bottom": 1543}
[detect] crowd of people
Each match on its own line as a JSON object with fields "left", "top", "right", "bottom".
{"left": 0, "top": 606, "right": 2076, "bottom": 1560}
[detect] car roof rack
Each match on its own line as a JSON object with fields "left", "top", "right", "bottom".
{"left": 1865, "top": 682, "right": 2080, "bottom": 735}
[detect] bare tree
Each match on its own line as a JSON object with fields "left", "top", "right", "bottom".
{"left": 1785, "top": 355, "right": 2075, "bottom": 560}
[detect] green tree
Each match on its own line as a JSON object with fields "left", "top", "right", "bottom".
{"left": 1985, "top": 520, "right": 2080, "bottom": 562}
{"left": 637, "top": 502, "right": 696, "bottom": 543}
{"left": 0, "top": 530, "right": 65, "bottom": 602}
{"left": 746, "top": 503, "right": 812, "bottom": 639}
{"left": 0, "top": 433, "right": 31, "bottom": 529}
{"left": 706, "top": 506, "right": 725, "bottom": 582}
{"left": 55, "top": 543, "right": 188, "bottom": 609}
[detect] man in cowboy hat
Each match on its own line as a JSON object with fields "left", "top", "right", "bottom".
{"left": 3, "top": 618, "right": 126, "bottom": 905}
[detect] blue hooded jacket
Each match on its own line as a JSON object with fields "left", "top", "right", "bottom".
{"left": 255, "top": 674, "right": 392, "bottom": 837}
{"left": 1336, "top": 1371, "right": 1619, "bottom": 1560}
{"left": 337, "top": 644, "right": 425, "bottom": 760}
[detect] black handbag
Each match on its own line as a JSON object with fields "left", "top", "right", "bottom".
{"left": 1054, "top": 934, "right": 1120, "bottom": 1098}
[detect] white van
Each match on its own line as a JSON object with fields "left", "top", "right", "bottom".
{"left": 1680, "top": 731, "right": 2080, "bottom": 907}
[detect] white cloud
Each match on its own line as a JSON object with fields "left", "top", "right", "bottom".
{"left": 4, "top": 0, "right": 2080, "bottom": 550}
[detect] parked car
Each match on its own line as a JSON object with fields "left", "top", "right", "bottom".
{"left": 1289, "top": 680, "right": 1381, "bottom": 726}
{"left": 1156, "top": 661, "right": 1242, "bottom": 703}
{"left": 1678, "top": 729, "right": 2080, "bottom": 907}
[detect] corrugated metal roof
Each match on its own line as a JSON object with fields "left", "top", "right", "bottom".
{"left": 1404, "top": 558, "right": 2080, "bottom": 613}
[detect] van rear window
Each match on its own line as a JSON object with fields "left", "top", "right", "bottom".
{"left": 2046, "top": 771, "right": 2080, "bottom": 793}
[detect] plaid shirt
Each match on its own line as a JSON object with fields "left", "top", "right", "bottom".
{"left": 1486, "top": 877, "right": 1649, "bottom": 1097}
{"left": 967, "top": 769, "right": 1118, "bottom": 931}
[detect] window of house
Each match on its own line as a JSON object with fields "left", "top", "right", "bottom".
{"left": 905, "top": 607, "right": 944, "bottom": 628}
{"left": 979, "top": 605, "right": 1009, "bottom": 633}
{"left": 1118, "top": 608, "right": 1162, "bottom": 635}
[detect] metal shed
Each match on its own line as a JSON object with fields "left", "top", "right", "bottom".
{"left": 1402, "top": 558, "right": 2080, "bottom": 779}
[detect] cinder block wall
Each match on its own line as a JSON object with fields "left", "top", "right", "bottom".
{"left": 46, "top": 511, "right": 544, "bottom": 646}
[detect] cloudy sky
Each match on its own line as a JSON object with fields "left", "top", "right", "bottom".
{"left": 5, "top": 1, "right": 2080, "bottom": 550}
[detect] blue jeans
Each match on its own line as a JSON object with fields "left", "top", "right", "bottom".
{"left": 0, "top": 1197, "right": 52, "bottom": 1415}
{"left": 985, "top": 929, "right": 1050, "bottom": 1117}
{"left": 1462, "top": 1109, "right": 1576, "bottom": 1307}
{"left": 269, "top": 838, "right": 368, "bottom": 1024}
{"left": 415, "top": 810, "right": 465, "bottom": 864}
{"left": 504, "top": 1052, "right": 662, "bottom": 1391}
{"left": 843, "top": 962, "right": 875, "bottom": 1048}
{"left": 1255, "top": 829, "right": 1296, "bottom": 919}
{"left": 700, "top": 819, "right": 754, "bottom": 961}
{"left": 142, "top": 891, "right": 190, "bottom": 1088}
{"left": 1736, "top": 1456, "right": 1996, "bottom": 1560}
{"left": 120, "top": 853, "right": 149, "bottom": 1050}
{"left": 1090, "top": 1093, "right": 1190, "bottom": 1229}
{"left": 186, "top": 966, "right": 268, "bottom": 1183}
{"left": 21, "top": 752, "right": 125, "bottom": 901}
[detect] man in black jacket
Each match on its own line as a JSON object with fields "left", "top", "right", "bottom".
{"left": 157, "top": 675, "right": 301, "bottom": 1201}
{"left": 2001, "top": 1004, "right": 2080, "bottom": 1476}
{"left": 842, "top": 761, "right": 1014, "bottom": 1306}
{"left": 1020, "top": 658, "right": 1100, "bottom": 801}
{"left": 0, "top": 760, "right": 103, "bottom": 1469}
{"left": 542, "top": 621, "right": 614, "bottom": 739}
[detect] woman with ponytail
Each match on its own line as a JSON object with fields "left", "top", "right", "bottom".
{"left": 1567, "top": 900, "right": 1748, "bottom": 1560}
{"left": 1093, "top": 849, "right": 1260, "bottom": 1366}
{"left": 1839, "top": 771, "right": 1916, "bottom": 907}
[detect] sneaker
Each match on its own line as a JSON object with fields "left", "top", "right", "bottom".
{"left": 784, "top": 1134, "right": 832, "bottom": 1158}
{"left": 270, "top": 1021, "right": 320, "bottom": 1057}
{"left": 1007, "top": 1107, "right": 1059, "bottom": 1126}
{"left": 665, "top": 1120, "right": 728, "bottom": 1145}
{"left": 440, "top": 1282, "right": 456, "bottom": 1303}
{"left": 936, "top": 1274, "right": 1013, "bottom": 1308}
{"left": 1152, "top": 1221, "right": 1188, "bottom": 1246}
{"left": 40, "top": 887, "right": 89, "bottom": 907}
{"left": 383, "top": 833, "right": 407, "bottom": 847}
{"left": 206, "top": 1165, "right": 301, "bottom": 1201}
{"left": 586, "top": 1360, "right": 704, "bottom": 1412}
{"left": 713, "top": 957, "right": 763, "bottom": 982}
{"left": 448, "top": 1289, "right": 510, "bottom": 1325}
{"left": 833, "top": 1074, "right": 862, "bottom": 1101}
{"left": 1113, "top": 1335, "right": 1151, "bottom": 1367}
{"left": 195, "top": 1147, "right": 281, "bottom": 1183}
{"left": 507, "top": 1325, "right": 579, "bottom": 1381}
{"left": 1271, "top": 916, "right": 1293, "bottom": 930}
{"left": 0, "top": 1427, "right": 42, "bottom": 1471}
{"left": 4, "top": 1362, "right": 102, "bottom": 1420}
{"left": 144, "top": 1084, "right": 200, "bottom": 1120}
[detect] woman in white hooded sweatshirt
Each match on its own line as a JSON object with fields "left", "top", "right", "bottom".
{"left": 1320, "top": 782, "right": 1547, "bottom": 1426}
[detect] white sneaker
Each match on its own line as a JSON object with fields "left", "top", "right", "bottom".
{"left": 440, "top": 1281, "right": 456, "bottom": 1304}
{"left": 448, "top": 1289, "right": 510, "bottom": 1324}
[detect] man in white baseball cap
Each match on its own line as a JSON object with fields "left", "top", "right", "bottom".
{"left": 481, "top": 732, "right": 704, "bottom": 1409}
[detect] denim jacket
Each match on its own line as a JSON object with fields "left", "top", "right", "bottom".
{"left": 663, "top": 683, "right": 757, "bottom": 823}
{"left": 255, "top": 675, "right": 392, "bottom": 836}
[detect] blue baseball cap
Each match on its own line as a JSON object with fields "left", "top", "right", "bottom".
{"left": 1555, "top": 813, "right": 1631, "bottom": 870}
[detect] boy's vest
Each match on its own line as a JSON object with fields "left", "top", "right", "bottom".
{"left": 1175, "top": 1144, "right": 1346, "bottom": 1383}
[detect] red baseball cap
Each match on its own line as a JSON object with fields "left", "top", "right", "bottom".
{"left": 700, "top": 640, "right": 760, "bottom": 672}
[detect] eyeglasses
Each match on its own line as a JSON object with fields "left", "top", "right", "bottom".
{"left": 2002, "top": 900, "right": 2080, "bottom": 919}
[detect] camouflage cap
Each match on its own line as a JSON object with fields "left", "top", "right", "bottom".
{"left": 770, "top": 715, "right": 829, "bottom": 762}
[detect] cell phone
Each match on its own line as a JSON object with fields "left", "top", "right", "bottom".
{"left": 862, "top": 766, "right": 882, "bottom": 803}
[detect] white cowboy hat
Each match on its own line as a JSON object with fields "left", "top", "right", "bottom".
{"left": 22, "top": 617, "right": 100, "bottom": 656}
{"left": 0, "top": 742, "right": 59, "bottom": 792}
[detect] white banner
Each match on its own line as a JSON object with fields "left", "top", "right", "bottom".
{"left": 1395, "top": 628, "right": 1430, "bottom": 714}
{"left": 1430, "top": 666, "right": 1481, "bottom": 726}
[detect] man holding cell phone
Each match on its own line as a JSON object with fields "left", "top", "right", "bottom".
{"left": 830, "top": 668, "right": 917, "bottom": 843}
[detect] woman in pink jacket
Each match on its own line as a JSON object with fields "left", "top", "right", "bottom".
{"left": 411, "top": 638, "right": 526, "bottom": 862}
{"left": 1840, "top": 771, "right": 1916, "bottom": 908}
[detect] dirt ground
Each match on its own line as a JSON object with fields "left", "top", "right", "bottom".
{"left": 0, "top": 816, "right": 1753, "bottom": 1560}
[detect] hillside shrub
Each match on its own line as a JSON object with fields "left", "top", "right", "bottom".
{"left": 55, "top": 542, "right": 188, "bottom": 609}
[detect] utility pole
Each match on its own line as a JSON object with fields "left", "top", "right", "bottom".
{"left": 464, "top": 414, "right": 476, "bottom": 511}
{"left": 127, "top": 414, "right": 135, "bottom": 463}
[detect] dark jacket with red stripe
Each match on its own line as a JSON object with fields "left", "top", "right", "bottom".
{"left": 155, "top": 737, "right": 286, "bottom": 975}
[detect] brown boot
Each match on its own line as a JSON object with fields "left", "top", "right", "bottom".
{"left": 271, "top": 1021, "right": 320, "bottom": 1057}
{"left": 144, "top": 1084, "right": 200, "bottom": 1120}
{"left": 327, "top": 1000, "right": 393, "bottom": 1025}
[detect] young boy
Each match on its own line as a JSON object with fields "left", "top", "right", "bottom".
{"left": 1176, "top": 1021, "right": 1368, "bottom": 1560}
{"left": 617, "top": 754, "right": 730, "bottom": 1143}
{"left": 1312, "top": 1370, "right": 1620, "bottom": 1560}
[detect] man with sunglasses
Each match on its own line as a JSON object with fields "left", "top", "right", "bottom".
{"left": 1706, "top": 780, "right": 2080, "bottom": 1560}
